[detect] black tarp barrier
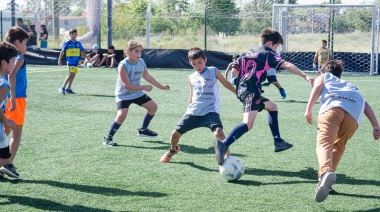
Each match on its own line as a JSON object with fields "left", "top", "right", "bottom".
{"left": 24, "top": 48, "right": 374, "bottom": 73}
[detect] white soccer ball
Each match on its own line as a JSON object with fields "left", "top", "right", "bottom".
{"left": 219, "top": 156, "right": 245, "bottom": 181}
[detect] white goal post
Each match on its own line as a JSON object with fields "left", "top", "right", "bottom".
{"left": 272, "top": 4, "right": 377, "bottom": 75}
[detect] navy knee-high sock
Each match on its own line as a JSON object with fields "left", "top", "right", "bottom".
{"left": 268, "top": 111, "right": 281, "bottom": 142}
{"left": 224, "top": 123, "right": 249, "bottom": 147}
{"left": 141, "top": 113, "right": 154, "bottom": 129}
{"left": 107, "top": 121, "right": 121, "bottom": 139}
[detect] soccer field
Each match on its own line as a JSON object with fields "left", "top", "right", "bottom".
{"left": 0, "top": 65, "right": 379, "bottom": 211}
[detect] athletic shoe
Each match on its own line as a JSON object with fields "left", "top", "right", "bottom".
{"left": 137, "top": 128, "right": 158, "bottom": 138}
{"left": 78, "top": 64, "right": 86, "bottom": 68}
{"left": 315, "top": 171, "right": 337, "bottom": 202}
{"left": 262, "top": 82, "right": 271, "bottom": 86}
{"left": 58, "top": 88, "right": 65, "bottom": 95}
{"left": 274, "top": 139, "right": 293, "bottom": 152}
{"left": 214, "top": 139, "right": 227, "bottom": 165}
{"left": 103, "top": 137, "right": 117, "bottom": 146}
{"left": 160, "top": 145, "right": 181, "bottom": 162}
{"left": 0, "top": 164, "right": 19, "bottom": 178}
{"left": 65, "top": 88, "right": 76, "bottom": 94}
{"left": 279, "top": 88, "right": 286, "bottom": 99}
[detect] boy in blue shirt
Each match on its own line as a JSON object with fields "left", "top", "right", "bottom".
{"left": 0, "top": 42, "right": 18, "bottom": 178}
{"left": 58, "top": 28, "right": 89, "bottom": 94}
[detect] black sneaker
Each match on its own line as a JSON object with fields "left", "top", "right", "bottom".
{"left": 214, "top": 139, "right": 227, "bottom": 165}
{"left": 137, "top": 128, "right": 158, "bottom": 138}
{"left": 315, "top": 171, "right": 337, "bottom": 202}
{"left": 65, "top": 88, "right": 76, "bottom": 94}
{"left": 0, "top": 164, "right": 19, "bottom": 178}
{"left": 274, "top": 139, "right": 293, "bottom": 152}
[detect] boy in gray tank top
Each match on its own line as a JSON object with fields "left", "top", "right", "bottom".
{"left": 103, "top": 41, "right": 170, "bottom": 146}
{"left": 305, "top": 60, "right": 380, "bottom": 203}
{"left": 160, "top": 47, "right": 235, "bottom": 162}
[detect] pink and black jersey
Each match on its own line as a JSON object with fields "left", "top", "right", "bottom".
{"left": 233, "top": 46, "right": 284, "bottom": 100}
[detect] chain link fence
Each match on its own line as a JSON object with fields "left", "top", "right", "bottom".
{"left": 0, "top": 0, "right": 379, "bottom": 74}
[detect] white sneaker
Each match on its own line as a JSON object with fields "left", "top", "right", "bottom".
{"left": 315, "top": 171, "right": 336, "bottom": 202}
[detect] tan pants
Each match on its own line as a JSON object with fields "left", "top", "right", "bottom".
{"left": 316, "top": 107, "right": 358, "bottom": 179}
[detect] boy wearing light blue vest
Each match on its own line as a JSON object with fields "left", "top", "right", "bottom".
{"left": 160, "top": 47, "right": 235, "bottom": 162}
{"left": 305, "top": 60, "right": 380, "bottom": 203}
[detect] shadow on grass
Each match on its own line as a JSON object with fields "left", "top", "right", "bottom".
{"left": 7, "top": 180, "right": 167, "bottom": 198}
{"left": 0, "top": 195, "right": 112, "bottom": 212}
{"left": 85, "top": 94, "right": 115, "bottom": 98}
{"left": 277, "top": 99, "right": 309, "bottom": 104}
{"left": 121, "top": 140, "right": 245, "bottom": 157}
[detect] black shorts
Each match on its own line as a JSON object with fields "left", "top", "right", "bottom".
{"left": 266, "top": 75, "right": 277, "bottom": 83}
{"left": 241, "top": 94, "right": 269, "bottom": 113}
{"left": 117, "top": 94, "right": 152, "bottom": 110}
{"left": 0, "top": 146, "right": 11, "bottom": 159}
{"left": 175, "top": 112, "right": 223, "bottom": 134}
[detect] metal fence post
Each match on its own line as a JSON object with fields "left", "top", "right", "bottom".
{"left": 204, "top": 9, "right": 207, "bottom": 50}
{"left": 107, "top": 0, "right": 112, "bottom": 47}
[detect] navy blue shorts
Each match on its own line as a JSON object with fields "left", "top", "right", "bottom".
{"left": 0, "top": 146, "right": 11, "bottom": 159}
{"left": 266, "top": 75, "right": 277, "bottom": 83}
{"left": 241, "top": 95, "right": 269, "bottom": 113}
{"left": 175, "top": 112, "right": 223, "bottom": 134}
{"left": 117, "top": 94, "right": 152, "bottom": 110}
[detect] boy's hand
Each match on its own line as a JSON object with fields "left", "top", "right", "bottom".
{"left": 9, "top": 98, "right": 16, "bottom": 111}
{"left": 143, "top": 85, "right": 153, "bottom": 92}
{"left": 306, "top": 76, "right": 314, "bottom": 87}
{"left": 58, "top": 60, "right": 62, "bottom": 66}
{"left": 304, "top": 110, "right": 313, "bottom": 124}
{"left": 373, "top": 126, "right": 380, "bottom": 140}
{"left": 161, "top": 85, "right": 170, "bottom": 91}
{"left": 5, "top": 119, "right": 15, "bottom": 130}
{"left": 312, "top": 64, "right": 317, "bottom": 69}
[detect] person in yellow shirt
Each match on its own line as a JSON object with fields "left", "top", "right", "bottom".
{"left": 313, "top": 40, "right": 332, "bottom": 75}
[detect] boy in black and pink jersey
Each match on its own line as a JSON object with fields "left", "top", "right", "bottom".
{"left": 214, "top": 28, "right": 314, "bottom": 166}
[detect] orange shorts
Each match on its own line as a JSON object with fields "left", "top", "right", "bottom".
{"left": 5, "top": 98, "right": 27, "bottom": 126}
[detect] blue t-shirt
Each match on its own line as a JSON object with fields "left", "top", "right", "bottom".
{"left": 61, "top": 40, "right": 85, "bottom": 66}
{"left": 5, "top": 54, "right": 27, "bottom": 98}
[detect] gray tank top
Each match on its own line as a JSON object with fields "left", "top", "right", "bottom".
{"left": 186, "top": 67, "right": 220, "bottom": 116}
{"left": 115, "top": 58, "right": 147, "bottom": 102}
{"left": 319, "top": 73, "right": 365, "bottom": 124}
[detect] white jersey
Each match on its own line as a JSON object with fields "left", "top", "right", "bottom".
{"left": 0, "top": 76, "right": 10, "bottom": 148}
{"left": 319, "top": 72, "right": 365, "bottom": 124}
{"left": 186, "top": 67, "right": 220, "bottom": 116}
{"left": 115, "top": 58, "right": 147, "bottom": 102}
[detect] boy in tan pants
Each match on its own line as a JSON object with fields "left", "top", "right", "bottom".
{"left": 304, "top": 60, "right": 380, "bottom": 203}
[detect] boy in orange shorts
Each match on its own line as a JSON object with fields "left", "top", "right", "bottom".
{"left": 0, "top": 27, "right": 29, "bottom": 178}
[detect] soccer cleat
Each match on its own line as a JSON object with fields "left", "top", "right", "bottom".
{"left": 279, "top": 88, "right": 286, "bottom": 99}
{"left": 315, "top": 171, "right": 337, "bottom": 202}
{"left": 137, "top": 128, "right": 158, "bottom": 138}
{"left": 160, "top": 145, "right": 181, "bottom": 162}
{"left": 58, "top": 88, "right": 65, "bottom": 95}
{"left": 214, "top": 139, "right": 227, "bottom": 166}
{"left": 0, "top": 164, "right": 19, "bottom": 178}
{"left": 274, "top": 139, "right": 293, "bottom": 152}
{"left": 65, "top": 88, "right": 76, "bottom": 94}
{"left": 103, "top": 137, "right": 117, "bottom": 146}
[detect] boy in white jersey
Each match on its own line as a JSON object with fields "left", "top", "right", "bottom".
{"left": 0, "top": 42, "right": 17, "bottom": 178}
{"left": 304, "top": 60, "right": 380, "bottom": 203}
{"left": 103, "top": 40, "right": 170, "bottom": 146}
{"left": 160, "top": 47, "right": 235, "bottom": 162}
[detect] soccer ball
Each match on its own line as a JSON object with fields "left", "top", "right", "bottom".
{"left": 219, "top": 156, "right": 245, "bottom": 181}
{"left": 87, "top": 63, "right": 93, "bottom": 68}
